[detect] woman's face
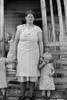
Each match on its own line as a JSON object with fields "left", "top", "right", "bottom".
{"left": 25, "top": 14, "right": 34, "bottom": 24}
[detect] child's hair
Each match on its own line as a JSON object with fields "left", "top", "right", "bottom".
{"left": 43, "top": 52, "right": 53, "bottom": 63}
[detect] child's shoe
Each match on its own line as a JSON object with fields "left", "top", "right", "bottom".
{"left": 17, "top": 96, "right": 25, "bottom": 100}
{"left": 46, "top": 96, "right": 50, "bottom": 100}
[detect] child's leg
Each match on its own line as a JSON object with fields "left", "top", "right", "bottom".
{"left": 47, "top": 90, "right": 51, "bottom": 97}
{"left": 42, "top": 90, "right": 46, "bottom": 96}
{"left": 1, "top": 88, "right": 5, "bottom": 96}
{"left": 42, "top": 91, "right": 47, "bottom": 100}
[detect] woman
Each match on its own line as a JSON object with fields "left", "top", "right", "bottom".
{"left": 14, "top": 10, "right": 43, "bottom": 100}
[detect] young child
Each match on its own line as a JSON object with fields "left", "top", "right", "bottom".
{"left": 39, "top": 52, "right": 55, "bottom": 100}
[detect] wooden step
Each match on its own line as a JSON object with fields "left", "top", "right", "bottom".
{"left": 55, "top": 78, "right": 67, "bottom": 83}
{"left": 53, "top": 59, "right": 67, "bottom": 64}
{"left": 49, "top": 51, "right": 67, "bottom": 55}
{"left": 46, "top": 42, "right": 67, "bottom": 46}
{"left": 56, "top": 69, "right": 67, "bottom": 75}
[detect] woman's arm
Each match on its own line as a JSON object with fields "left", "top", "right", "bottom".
{"left": 14, "top": 27, "right": 20, "bottom": 60}
{"left": 38, "top": 30, "right": 43, "bottom": 58}
{"left": 38, "top": 61, "right": 46, "bottom": 69}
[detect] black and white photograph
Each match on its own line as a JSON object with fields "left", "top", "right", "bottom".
{"left": 0, "top": 0, "right": 67, "bottom": 100}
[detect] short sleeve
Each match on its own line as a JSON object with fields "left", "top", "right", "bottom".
{"left": 17, "top": 25, "right": 24, "bottom": 32}
{"left": 37, "top": 26, "right": 42, "bottom": 33}
{"left": 17, "top": 25, "right": 21, "bottom": 32}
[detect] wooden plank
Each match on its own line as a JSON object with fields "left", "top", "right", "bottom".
{"left": 55, "top": 84, "right": 67, "bottom": 90}
{"left": 49, "top": 0, "right": 55, "bottom": 42}
{"left": 53, "top": 60, "right": 67, "bottom": 64}
{"left": 48, "top": 51, "right": 67, "bottom": 55}
{"left": 56, "top": 69, "right": 67, "bottom": 75}
{"left": 40, "top": 0, "right": 48, "bottom": 45}
{"left": 64, "top": 0, "right": 67, "bottom": 32}
{"left": 55, "top": 78, "right": 67, "bottom": 83}
{"left": 7, "top": 84, "right": 67, "bottom": 91}
{"left": 56, "top": 0, "right": 64, "bottom": 41}
{"left": 0, "top": 0, "right": 4, "bottom": 39}
{"left": 46, "top": 41, "right": 67, "bottom": 46}
{"left": 0, "top": 0, "right": 5, "bottom": 56}
{"left": 60, "top": 65, "right": 67, "bottom": 70}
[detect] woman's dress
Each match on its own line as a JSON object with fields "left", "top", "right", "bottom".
{"left": 16, "top": 24, "right": 42, "bottom": 80}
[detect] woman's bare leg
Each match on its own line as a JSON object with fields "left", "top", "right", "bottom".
{"left": 42, "top": 90, "right": 46, "bottom": 96}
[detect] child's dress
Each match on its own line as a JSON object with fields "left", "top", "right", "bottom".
{"left": 0, "top": 58, "right": 7, "bottom": 88}
{"left": 39, "top": 63, "right": 55, "bottom": 90}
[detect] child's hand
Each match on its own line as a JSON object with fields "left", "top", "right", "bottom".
{"left": 39, "top": 57, "right": 43, "bottom": 64}
{"left": 49, "top": 73, "right": 52, "bottom": 77}
{"left": 49, "top": 72, "right": 54, "bottom": 77}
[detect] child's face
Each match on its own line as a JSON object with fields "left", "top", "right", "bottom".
{"left": 43, "top": 58, "right": 50, "bottom": 63}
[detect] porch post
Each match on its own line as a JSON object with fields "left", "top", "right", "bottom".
{"left": 49, "top": 0, "right": 55, "bottom": 42}
{"left": 40, "top": 0, "right": 48, "bottom": 45}
{"left": 64, "top": 0, "right": 67, "bottom": 33}
{"left": 0, "top": 0, "right": 5, "bottom": 56}
{"left": 56, "top": 0, "right": 64, "bottom": 42}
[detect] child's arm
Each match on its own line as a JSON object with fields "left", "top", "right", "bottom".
{"left": 38, "top": 61, "right": 46, "bottom": 70}
{"left": 49, "top": 63, "right": 55, "bottom": 77}
{"left": 51, "top": 66, "right": 55, "bottom": 75}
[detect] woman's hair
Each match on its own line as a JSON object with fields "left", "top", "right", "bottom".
{"left": 25, "top": 10, "right": 35, "bottom": 17}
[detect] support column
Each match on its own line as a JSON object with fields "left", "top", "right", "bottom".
{"left": 56, "top": 0, "right": 64, "bottom": 42}
{"left": 64, "top": 0, "right": 67, "bottom": 33}
{"left": 49, "top": 0, "right": 55, "bottom": 42}
{"left": 40, "top": 0, "right": 48, "bottom": 45}
{"left": 0, "top": 0, "right": 5, "bottom": 56}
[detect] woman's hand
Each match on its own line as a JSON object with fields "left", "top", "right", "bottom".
{"left": 39, "top": 57, "right": 43, "bottom": 64}
{"left": 38, "top": 61, "right": 46, "bottom": 70}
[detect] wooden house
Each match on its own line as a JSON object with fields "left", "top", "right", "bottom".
{"left": 0, "top": 0, "right": 67, "bottom": 99}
